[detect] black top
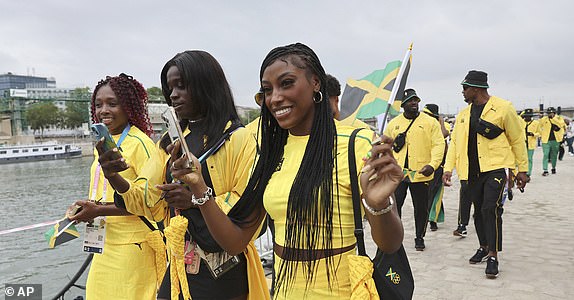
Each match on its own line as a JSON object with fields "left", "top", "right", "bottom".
{"left": 468, "top": 103, "right": 486, "bottom": 181}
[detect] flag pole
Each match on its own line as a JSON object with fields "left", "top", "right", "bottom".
{"left": 377, "top": 43, "right": 413, "bottom": 135}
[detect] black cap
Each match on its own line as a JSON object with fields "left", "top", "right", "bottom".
{"left": 547, "top": 107, "right": 556, "bottom": 113}
{"left": 423, "top": 104, "right": 439, "bottom": 118}
{"left": 401, "top": 88, "right": 420, "bottom": 106}
{"left": 461, "top": 70, "right": 489, "bottom": 89}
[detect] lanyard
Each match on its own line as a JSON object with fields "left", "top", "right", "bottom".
{"left": 90, "top": 125, "right": 131, "bottom": 201}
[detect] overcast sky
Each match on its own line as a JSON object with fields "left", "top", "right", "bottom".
{"left": 1, "top": 0, "right": 572, "bottom": 114}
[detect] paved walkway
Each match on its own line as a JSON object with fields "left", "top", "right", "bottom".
{"left": 365, "top": 150, "right": 574, "bottom": 299}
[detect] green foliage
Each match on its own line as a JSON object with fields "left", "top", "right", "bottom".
{"left": 25, "top": 102, "right": 61, "bottom": 136}
{"left": 147, "top": 86, "right": 164, "bottom": 103}
{"left": 239, "top": 107, "right": 261, "bottom": 125}
{"left": 63, "top": 87, "right": 91, "bottom": 128}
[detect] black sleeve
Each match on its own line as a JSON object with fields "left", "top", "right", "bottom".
{"left": 114, "top": 191, "right": 127, "bottom": 209}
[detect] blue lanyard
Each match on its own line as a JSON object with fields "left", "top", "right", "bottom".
{"left": 92, "top": 124, "right": 131, "bottom": 201}
{"left": 115, "top": 124, "right": 131, "bottom": 149}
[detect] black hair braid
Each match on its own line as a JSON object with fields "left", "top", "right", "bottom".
{"left": 228, "top": 43, "right": 339, "bottom": 296}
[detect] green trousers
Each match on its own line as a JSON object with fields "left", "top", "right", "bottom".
{"left": 542, "top": 140, "right": 560, "bottom": 171}
{"left": 527, "top": 149, "right": 534, "bottom": 176}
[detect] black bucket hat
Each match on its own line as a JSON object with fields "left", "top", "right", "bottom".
{"left": 401, "top": 88, "right": 420, "bottom": 106}
{"left": 423, "top": 104, "right": 439, "bottom": 118}
{"left": 461, "top": 70, "right": 489, "bottom": 89}
{"left": 521, "top": 108, "right": 534, "bottom": 118}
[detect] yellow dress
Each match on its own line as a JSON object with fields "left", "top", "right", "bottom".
{"left": 85, "top": 126, "right": 160, "bottom": 300}
{"left": 264, "top": 123, "right": 373, "bottom": 299}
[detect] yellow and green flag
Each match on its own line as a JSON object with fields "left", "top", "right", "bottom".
{"left": 340, "top": 61, "right": 408, "bottom": 124}
{"left": 340, "top": 44, "right": 413, "bottom": 133}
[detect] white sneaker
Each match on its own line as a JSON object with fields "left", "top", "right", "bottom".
{"left": 569, "top": 152, "right": 574, "bottom": 156}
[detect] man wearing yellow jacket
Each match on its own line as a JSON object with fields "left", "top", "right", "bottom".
{"left": 384, "top": 88, "right": 445, "bottom": 251}
{"left": 521, "top": 109, "right": 539, "bottom": 176}
{"left": 538, "top": 107, "right": 566, "bottom": 176}
{"left": 443, "top": 70, "right": 529, "bottom": 279}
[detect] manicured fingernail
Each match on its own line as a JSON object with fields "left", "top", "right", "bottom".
{"left": 371, "top": 137, "right": 382, "bottom": 145}
{"left": 366, "top": 151, "right": 372, "bottom": 159}
{"left": 120, "top": 158, "right": 125, "bottom": 162}
{"left": 113, "top": 148, "right": 118, "bottom": 152}
{"left": 361, "top": 165, "right": 372, "bottom": 174}
{"left": 368, "top": 174, "right": 378, "bottom": 181}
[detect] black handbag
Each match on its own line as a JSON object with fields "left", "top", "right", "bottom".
{"left": 392, "top": 118, "right": 416, "bottom": 152}
{"left": 349, "top": 128, "right": 415, "bottom": 299}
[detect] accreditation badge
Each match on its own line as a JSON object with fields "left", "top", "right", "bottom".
{"left": 82, "top": 216, "right": 106, "bottom": 254}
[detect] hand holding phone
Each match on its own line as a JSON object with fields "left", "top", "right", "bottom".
{"left": 91, "top": 123, "right": 117, "bottom": 153}
{"left": 162, "top": 107, "right": 195, "bottom": 171}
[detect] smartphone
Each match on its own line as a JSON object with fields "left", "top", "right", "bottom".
{"left": 161, "top": 107, "right": 194, "bottom": 169}
{"left": 90, "top": 123, "right": 117, "bottom": 152}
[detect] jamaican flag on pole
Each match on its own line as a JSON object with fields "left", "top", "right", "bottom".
{"left": 339, "top": 61, "right": 405, "bottom": 126}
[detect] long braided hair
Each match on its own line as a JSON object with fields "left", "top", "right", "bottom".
{"left": 228, "top": 43, "right": 339, "bottom": 294}
{"left": 90, "top": 73, "right": 153, "bottom": 137}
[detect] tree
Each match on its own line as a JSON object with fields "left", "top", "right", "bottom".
{"left": 25, "top": 102, "right": 61, "bottom": 137}
{"left": 239, "top": 107, "right": 261, "bottom": 125}
{"left": 63, "top": 87, "right": 91, "bottom": 129}
{"left": 147, "top": 86, "right": 164, "bottom": 103}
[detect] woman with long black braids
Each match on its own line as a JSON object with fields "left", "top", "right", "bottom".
{"left": 171, "top": 43, "right": 404, "bottom": 299}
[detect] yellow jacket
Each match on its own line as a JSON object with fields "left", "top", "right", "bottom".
{"left": 523, "top": 119, "right": 540, "bottom": 150}
{"left": 384, "top": 113, "right": 445, "bottom": 182}
{"left": 444, "top": 96, "right": 528, "bottom": 179}
{"left": 89, "top": 125, "right": 160, "bottom": 244}
{"left": 538, "top": 115, "right": 566, "bottom": 143}
{"left": 119, "top": 123, "right": 269, "bottom": 300}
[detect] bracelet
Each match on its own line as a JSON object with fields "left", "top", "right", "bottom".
{"left": 191, "top": 187, "right": 213, "bottom": 206}
{"left": 362, "top": 197, "right": 394, "bottom": 216}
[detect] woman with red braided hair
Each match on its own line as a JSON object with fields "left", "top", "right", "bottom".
{"left": 69, "top": 73, "right": 160, "bottom": 299}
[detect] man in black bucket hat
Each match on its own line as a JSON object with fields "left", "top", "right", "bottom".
{"left": 538, "top": 106, "right": 566, "bottom": 175}
{"left": 384, "top": 88, "right": 445, "bottom": 251}
{"left": 443, "top": 70, "right": 529, "bottom": 279}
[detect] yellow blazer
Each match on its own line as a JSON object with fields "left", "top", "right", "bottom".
{"left": 444, "top": 96, "right": 528, "bottom": 179}
{"left": 524, "top": 119, "right": 540, "bottom": 150}
{"left": 538, "top": 115, "right": 566, "bottom": 143}
{"left": 384, "top": 113, "right": 445, "bottom": 182}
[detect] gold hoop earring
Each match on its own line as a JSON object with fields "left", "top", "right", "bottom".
{"left": 313, "top": 91, "right": 323, "bottom": 103}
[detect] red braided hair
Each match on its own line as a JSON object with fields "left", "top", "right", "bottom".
{"left": 91, "top": 73, "right": 153, "bottom": 137}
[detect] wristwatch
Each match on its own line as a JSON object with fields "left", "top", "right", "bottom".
{"left": 191, "top": 187, "right": 213, "bottom": 206}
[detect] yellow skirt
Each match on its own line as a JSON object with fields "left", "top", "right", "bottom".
{"left": 272, "top": 250, "right": 352, "bottom": 300}
{"left": 86, "top": 241, "right": 157, "bottom": 300}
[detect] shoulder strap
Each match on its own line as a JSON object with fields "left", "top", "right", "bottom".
{"left": 197, "top": 121, "right": 243, "bottom": 163}
{"left": 139, "top": 216, "right": 157, "bottom": 231}
{"left": 402, "top": 116, "right": 417, "bottom": 135}
{"left": 349, "top": 128, "right": 368, "bottom": 256}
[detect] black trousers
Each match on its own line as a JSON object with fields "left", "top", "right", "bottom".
{"left": 468, "top": 169, "right": 506, "bottom": 252}
{"left": 395, "top": 180, "right": 430, "bottom": 239}
{"left": 457, "top": 180, "right": 472, "bottom": 226}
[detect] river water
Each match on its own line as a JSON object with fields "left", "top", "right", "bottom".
{"left": 0, "top": 156, "right": 93, "bottom": 299}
